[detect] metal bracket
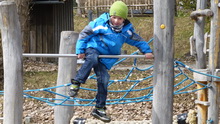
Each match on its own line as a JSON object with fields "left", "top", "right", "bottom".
{"left": 213, "top": 69, "right": 220, "bottom": 81}
{"left": 204, "top": 32, "right": 210, "bottom": 54}
{"left": 195, "top": 100, "right": 210, "bottom": 106}
{"left": 190, "top": 36, "right": 196, "bottom": 56}
{"left": 190, "top": 33, "right": 210, "bottom": 56}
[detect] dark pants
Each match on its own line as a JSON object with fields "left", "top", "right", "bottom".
{"left": 74, "top": 48, "right": 110, "bottom": 108}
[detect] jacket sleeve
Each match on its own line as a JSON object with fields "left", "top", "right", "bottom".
{"left": 125, "top": 29, "right": 152, "bottom": 54}
{"left": 76, "top": 17, "right": 108, "bottom": 54}
{"left": 76, "top": 24, "right": 94, "bottom": 54}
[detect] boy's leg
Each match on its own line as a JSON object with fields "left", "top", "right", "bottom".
{"left": 94, "top": 62, "right": 109, "bottom": 108}
{"left": 74, "top": 48, "right": 100, "bottom": 83}
{"left": 91, "top": 62, "right": 111, "bottom": 122}
{"left": 69, "top": 48, "right": 100, "bottom": 97}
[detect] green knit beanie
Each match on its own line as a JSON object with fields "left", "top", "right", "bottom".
{"left": 109, "top": 1, "right": 128, "bottom": 19}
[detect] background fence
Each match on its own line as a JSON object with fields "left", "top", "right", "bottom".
{"left": 75, "top": 0, "right": 153, "bottom": 16}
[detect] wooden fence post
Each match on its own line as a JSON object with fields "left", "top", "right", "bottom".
{"left": 0, "top": 1, "right": 23, "bottom": 124}
{"left": 207, "top": 0, "right": 220, "bottom": 123}
{"left": 152, "top": 0, "right": 175, "bottom": 123}
{"left": 54, "top": 31, "right": 78, "bottom": 124}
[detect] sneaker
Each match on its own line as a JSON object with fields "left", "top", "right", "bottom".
{"left": 91, "top": 107, "right": 111, "bottom": 122}
{"left": 68, "top": 79, "right": 80, "bottom": 97}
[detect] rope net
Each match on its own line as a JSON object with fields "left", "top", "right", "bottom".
{"left": 0, "top": 51, "right": 215, "bottom": 106}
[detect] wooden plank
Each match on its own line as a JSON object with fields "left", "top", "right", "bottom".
{"left": 29, "top": 4, "right": 37, "bottom": 61}
{"left": 30, "top": 31, "right": 36, "bottom": 61}
{"left": 207, "top": 81, "right": 220, "bottom": 123}
{"left": 152, "top": 0, "right": 175, "bottom": 123}
{"left": 193, "top": 69, "right": 211, "bottom": 81}
{"left": 53, "top": 4, "right": 58, "bottom": 54}
{"left": 36, "top": 5, "right": 43, "bottom": 61}
{"left": 0, "top": 1, "right": 23, "bottom": 124}
{"left": 208, "top": 0, "right": 220, "bottom": 123}
{"left": 42, "top": 6, "right": 48, "bottom": 62}
{"left": 54, "top": 31, "right": 78, "bottom": 124}
{"left": 47, "top": 5, "right": 54, "bottom": 62}
{"left": 197, "top": 81, "right": 208, "bottom": 124}
{"left": 53, "top": 4, "right": 57, "bottom": 56}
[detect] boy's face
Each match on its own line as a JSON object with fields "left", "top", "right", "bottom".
{"left": 110, "top": 16, "right": 125, "bottom": 26}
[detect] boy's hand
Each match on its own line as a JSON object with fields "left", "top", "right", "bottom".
{"left": 144, "top": 53, "right": 154, "bottom": 59}
{"left": 77, "top": 54, "right": 85, "bottom": 59}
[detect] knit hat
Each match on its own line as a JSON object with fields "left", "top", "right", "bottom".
{"left": 109, "top": 1, "right": 128, "bottom": 19}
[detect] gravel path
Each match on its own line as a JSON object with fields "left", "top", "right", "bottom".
{"left": 71, "top": 119, "right": 152, "bottom": 124}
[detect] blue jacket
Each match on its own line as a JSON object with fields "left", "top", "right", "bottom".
{"left": 76, "top": 13, "right": 152, "bottom": 70}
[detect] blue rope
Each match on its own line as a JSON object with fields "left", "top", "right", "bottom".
{"left": 1, "top": 38, "right": 219, "bottom": 106}
{"left": 0, "top": 58, "right": 216, "bottom": 106}
{"left": 175, "top": 61, "right": 220, "bottom": 79}
{"left": 1, "top": 58, "right": 216, "bottom": 106}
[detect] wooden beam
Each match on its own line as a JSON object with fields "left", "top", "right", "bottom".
{"left": 54, "top": 31, "right": 78, "bottom": 124}
{"left": 152, "top": 0, "right": 175, "bottom": 123}
{"left": 197, "top": 81, "right": 208, "bottom": 124}
{"left": 208, "top": 0, "right": 220, "bottom": 123}
{"left": 193, "top": 69, "right": 211, "bottom": 82}
{"left": 0, "top": 1, "right": 23, "bottom": 124}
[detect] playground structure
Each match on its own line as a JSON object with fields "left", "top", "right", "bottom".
{"left": 189, "top": 0, "right": 219, "bottom": 123}
{"left": 0, "top": 0, "right": 220, "bottom": 124}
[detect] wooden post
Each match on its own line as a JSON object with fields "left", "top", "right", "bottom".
{"left": 88, "top": 10, "right": 93, "bottom": 22}
{"left": 207, "top": 0, "right": 220, "bottom": 123}
{"left": 54, "top": 31, "right": 78, "bottom": 124}
{"left": 30, "top": 31, "right": 36, "bottom": 61}
{"left": 152, "top": 0, "right": 175, "bottom": 123}
{"left": 193, "top": 4, "right": 207, "bottom": 69}
{"left": 0, "top": 1, "right": 23, "bottom": 124}
{"left": 191, "top": 0, "right": 208, "bottom": 123}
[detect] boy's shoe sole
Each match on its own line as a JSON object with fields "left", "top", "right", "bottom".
{"left": 91, "top": 109, "right": 111, "bottom": 122}
{"left": 68, "top": 90, "right": 78, "bottom": 97}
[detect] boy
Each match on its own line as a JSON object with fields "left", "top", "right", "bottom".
{"left": 69, "top": 1, "right": 153, "bottom": 122}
